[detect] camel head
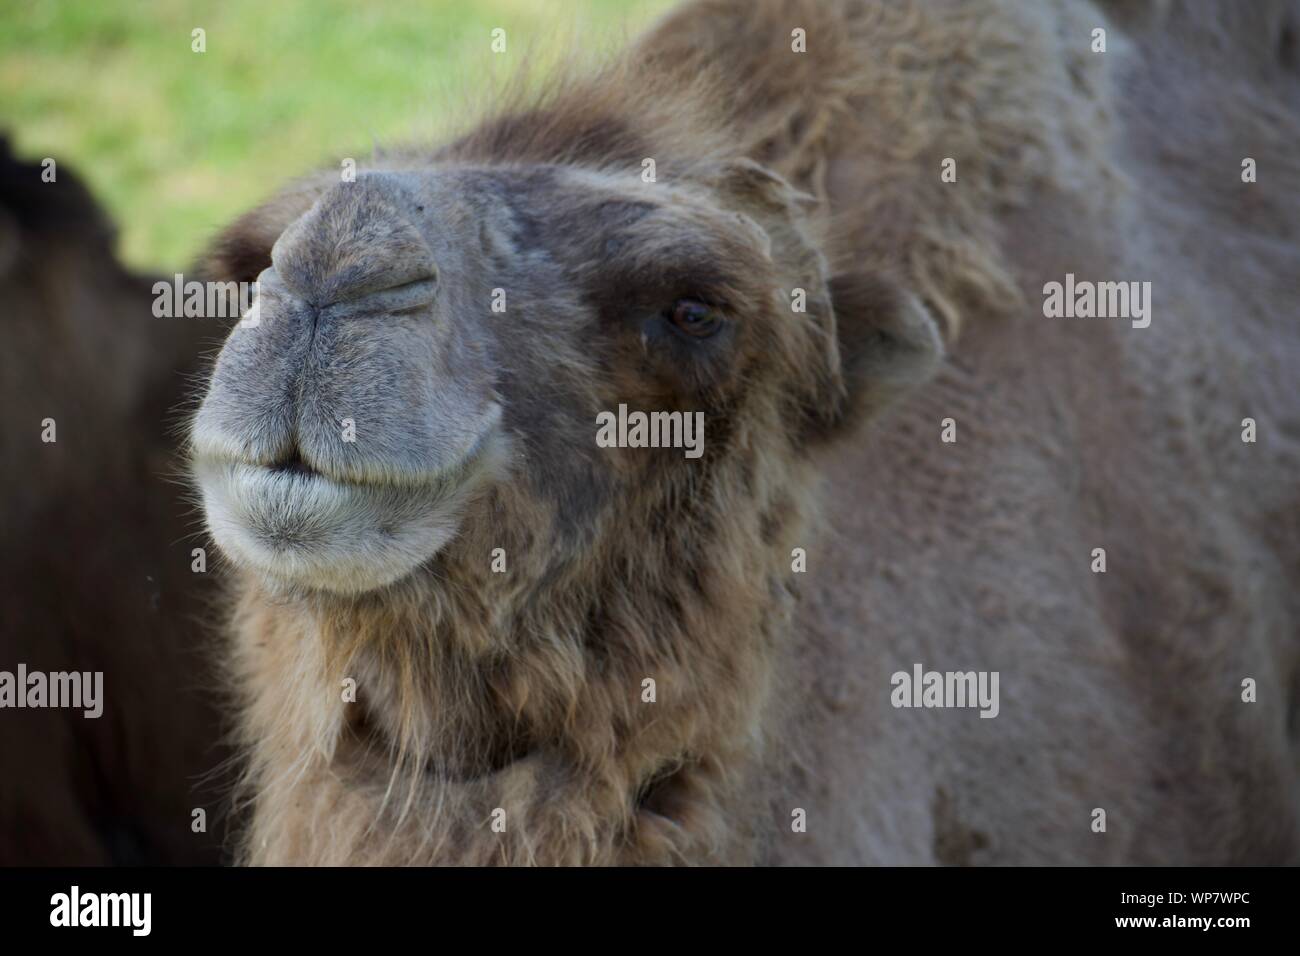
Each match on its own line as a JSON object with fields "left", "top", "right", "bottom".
{"left": 191, "top": 160, "right": 942, "bottom": 603}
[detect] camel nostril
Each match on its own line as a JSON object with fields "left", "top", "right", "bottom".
{"left": 349, "top": 274, "right": 439, "bottom": 315}
{"left": 269, "top": 175, "right": 439, "bottom": 308}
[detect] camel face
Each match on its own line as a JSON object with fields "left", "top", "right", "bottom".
{"left": 193, "top": 172, "right": 505, "bottom": 593}
{"left": 192, "top": 163, "right": 872, "bottom": 596}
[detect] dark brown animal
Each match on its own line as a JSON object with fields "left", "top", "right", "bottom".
{"left": 0, "top": 139, "right": 228, "bottom": 864}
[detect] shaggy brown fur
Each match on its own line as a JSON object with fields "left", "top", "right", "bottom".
{"left": 198, "top": 0, "right": 941, "bottom": 866}
{"left": 770, "top": 0, "right": 1300, "bottom": 863}
{"left": 0, "top": 138, "right": 228, "bottom": 863}
{"left": 195, "top": 0, "right": 1300, "bottom": 865}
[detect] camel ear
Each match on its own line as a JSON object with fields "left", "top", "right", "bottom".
{"left": 812, "top": 271, "right": 943, "bottom": 442}
{"left": 702, "top": 159, "right": 822, "bottom": 276}
{"left": 196, "top": 173, "right": 335, "bottom": 283}
{"left": 703, "top": 161, "right": 942, "bottom": 443}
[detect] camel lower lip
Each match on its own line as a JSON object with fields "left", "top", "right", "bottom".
{"left": 193, "top": 458, "right": 474, "bottom": 595}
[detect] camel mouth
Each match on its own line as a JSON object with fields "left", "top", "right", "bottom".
{"left": 193, "top": 426, "right": 504, "bottom": 596}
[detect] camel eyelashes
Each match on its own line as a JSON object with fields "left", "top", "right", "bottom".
{"left": 665, "top": 297, "right": 722, "bottom": 338}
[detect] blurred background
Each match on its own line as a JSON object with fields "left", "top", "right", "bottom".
{"left": 0, "top": 0, "right": 674, "bottom": 271}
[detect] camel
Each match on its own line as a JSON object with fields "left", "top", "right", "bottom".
{"left": 0, "top": 139, "right": 228, "bottom": 863}
{"left": 191, "top": 0, "right": 1300, "bottom": 864}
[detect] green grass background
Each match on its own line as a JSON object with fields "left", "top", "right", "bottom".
{"left": 0, "top": 0, "right": 674, "bottom": 271}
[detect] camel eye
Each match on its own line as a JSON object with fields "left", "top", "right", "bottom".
{"left": 666, "top": 298, "right": 720, "bottom": 338}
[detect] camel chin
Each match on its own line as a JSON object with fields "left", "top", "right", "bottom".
{"left": 194, "top": 457, "right": 473, "bottom": 596}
